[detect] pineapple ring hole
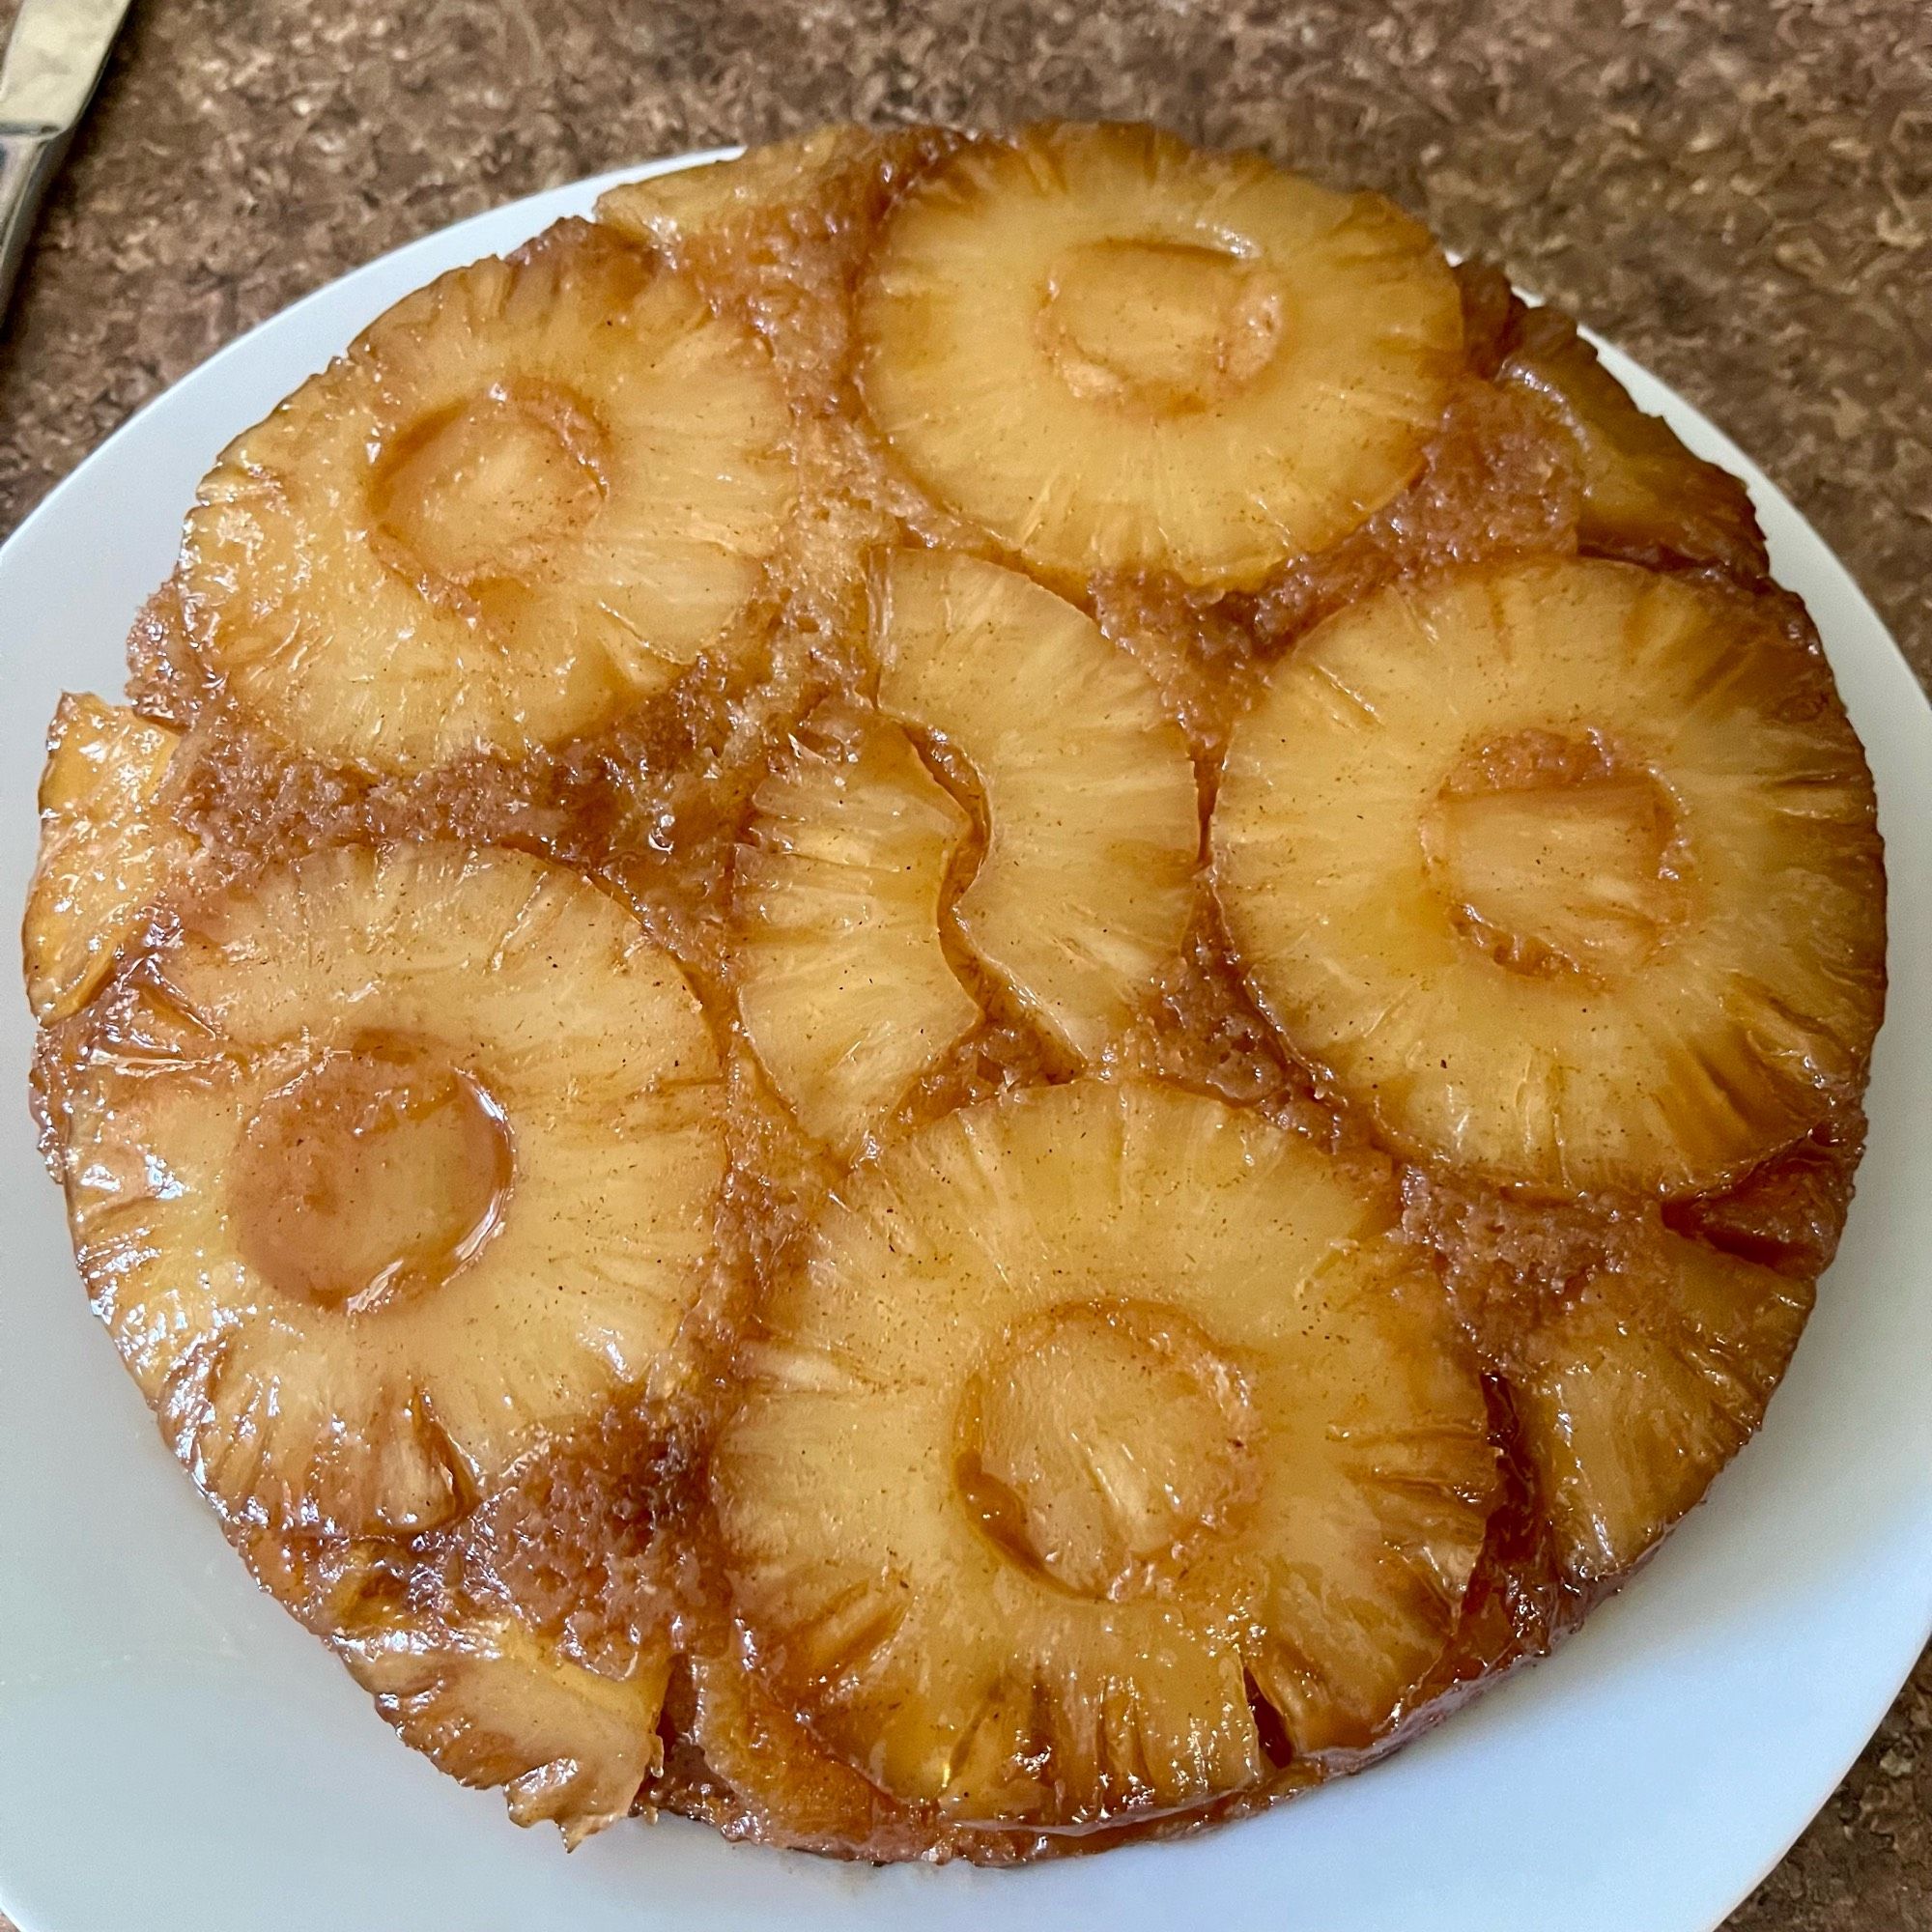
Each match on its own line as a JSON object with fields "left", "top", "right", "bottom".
{"left": 370, "top": 382, "right": 610, "bottom": 595}
{"left": 1421, "top": 728, "right": 1687, "bottom": 980}
{"left": 952, "top": 1298, "right": 1255, "bottom": 1602}
{"left": 233, "top": 1036, "right": 513, "bottom": 1316}
{"left": 1037, "top": 239, "right": 1286, "bottom": 414}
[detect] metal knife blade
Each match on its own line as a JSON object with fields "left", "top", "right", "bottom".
{"left": 0, "top": 0, "right": 132, "bottom": 134}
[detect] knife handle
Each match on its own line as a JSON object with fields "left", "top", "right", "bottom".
{"left": 0, "top": 126, "right": 68, "bottom": 328}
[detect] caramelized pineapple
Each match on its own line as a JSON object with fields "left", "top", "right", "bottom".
{"left": 329, "top": 1418, "right": 680, "bottom": 1843}
{"left": 668, "top": 1607, "right": 915, "bottom": 1855}
{"left": 668, "top": 1610, "right": 1037, "bottom": 1863}
{"left": 61, "top": 843, "right": 724, "bottom": 1533}
{"left": 244, "top": 1427, "right": 675, "bottom": 1847}
{"left": 598, "top": 128, "right": 881, "bottom": 251}
{"left": 337, "top": 1610, "right": 669, "bottom": 1846}
{"left": 178, "top": 221, "right": 793, "bottom": 775}
{"left": 598, "top": 126, "right": 959, "bottom": 441}
{"left": 734, "top": 700, "right": 980, "bottom": 1151}
{"left": 1214, "top": 557, "right": 1885, "bottom": 1195}
{"left": 1514, "top": 1228, "right": 1813, "bottom": 1582}
{"left": 23, "top": 695, "right": 187, "bottom": 1021}
{"left": 713, "top": 1079, "right": 1495, "bottom": 1828}
{"left": 858, "top": 124, "right": 1463, "bottom": 587}
{"left": 1500, "top": 305, "right": 1768, "bottom": 576}
{"left": 876, "top": 550, "right": 1200, "bottom": 1060}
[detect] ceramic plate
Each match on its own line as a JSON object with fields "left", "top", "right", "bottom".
{"left": 1, "top": 150, "right": 1927, "bottom": 1932}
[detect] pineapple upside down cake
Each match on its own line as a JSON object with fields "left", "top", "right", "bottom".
{"left": 22, "top": 123, "right": 1886, "bottom": 1860}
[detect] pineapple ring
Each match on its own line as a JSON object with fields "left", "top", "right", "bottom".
{"left": 62, "top": 843, "right": 724, "bottom": 1535}
{"left": 713, "top": 1079, "right": 1495, "bottom": 1829}
{"left": 857, "top": 124, "right": 1463, "bottom": 587}
{"left": 875, "top": 549, "right": 1201, "bottom": 1060}
{"left": 179, "top": 220, "right": 794, "bottom": 775}
{"left": 734, "top": 701, "right": 980, "bottom": 1152}
{"left": 1214, "top": 557, "right": 1886, "bottom": 1195}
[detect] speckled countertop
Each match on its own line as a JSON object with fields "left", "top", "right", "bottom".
{"left": 0, "top": 2, "right": 1927, "bottom": 1926}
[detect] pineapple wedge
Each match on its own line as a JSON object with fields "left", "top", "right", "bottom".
{"left": 1214, "top": 556, "right": 1885, "bottom": 1195}
{"left": 179, "top": 221, "right": 794, "bottom": 775}
{"left": 713, "top": 1079, "right": 1495, "bottom": 1828}
{"left": 672, "top": 1612, "right": 911, "bottom": 1854}
{"left": 598, "top": 127, "right": 881, "bottom": 251}
{"left": 735, "top": 701, "right": 980, "bottom": 1151}
{"left": 1515, "top": 1229, "right": 1813, "bottom": 1582}
{"left": 23, "top": 694, "right": 187, "bottom": 1021}
{"left": 858, "top": 124, "right": 1463, "bottom": 587}
{"left": 336, "top": 1612, "right": 669, "bottom": 1847}
{"left": 62, "top": 843, "right": 724, "bottom": 1534}
{"left": 330, "top": 1420, "right": 678, "bottom": 1844}
{"left": 1500, "top": 305, "right": 1768, "bottom": 576}
{"left": 876, "top": 550, "right": 1199, "bottom": 1060}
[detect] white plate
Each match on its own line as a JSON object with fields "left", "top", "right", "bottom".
{"left": 1, "top": 149, "right": 1928, "bottom": 1932}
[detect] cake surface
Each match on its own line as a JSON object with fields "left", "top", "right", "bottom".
{"left": 21, "top": 122, "right": 1886, "bottom": 1861}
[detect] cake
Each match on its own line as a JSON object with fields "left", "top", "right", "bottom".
{"left": 21, "top": 122, "right": 1887, "bottom": 1861}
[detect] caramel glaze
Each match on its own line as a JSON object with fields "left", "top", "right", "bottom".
{"left": 38, "top": 129, "right": 1872, "bottom": 1863}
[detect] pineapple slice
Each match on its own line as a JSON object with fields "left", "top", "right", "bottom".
{"left": 734, "top": 701, "right": 980, "bottom": 1151}
{"left": 61, "top": 843, "right": 724, "bottom": 1534}
{"left": 333, "top": 1418, "right": 677, "bottom": 1843}
{"left": 875, "top": 550, "right": 1200, "bottom": 1060}
{"left": 1500, "top": 305, "right": 1768, "bottom": 576}
{"left": 1214, "top": 557, "right": 1885, "bottom": 1195}
{"left": 1514, "top": 1228, "right": 1813, "bottom": 1583}
{"left": 670, "top": 1611, "right": 912, "bottom": 1855}
{"left": 672, "top": 1614, "right": 1032, "bottom": 1862}
{"left": 712, "top": 1079, "right": 1495, "bottom": 1828}
{"left": 336, "top": 1611, "right": 669, "bottom": 1847}
{"left": 23, "top": 694, "right": 188, "bottom": 1021}
{"left": 857, "top": 124, "right": 1463, "bottom": 587}
{"left": 178, "top": 220, "right": 793, "bottom": 775}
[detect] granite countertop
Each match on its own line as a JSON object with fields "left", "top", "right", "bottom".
{"left": 0, "top": 1, "right": 1926, "bottom": 1925}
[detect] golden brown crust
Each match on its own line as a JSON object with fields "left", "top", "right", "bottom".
{"left": 24, "top": 123, "right": 1884, "bottom": 1860}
